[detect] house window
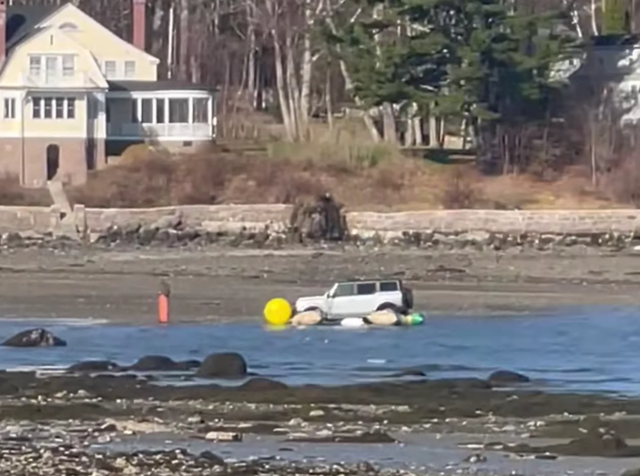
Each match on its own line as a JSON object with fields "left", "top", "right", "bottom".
{"left": 29, "top": 56, "right": 42, "bottom": 77}
{"left": 141, "top": 98, "right": 153, "bottom": 122}
{"left": 67, "top": 98, "right": 76, "bottom": 119}
{"left": 169, "top": 98, "right": 188, "bottom": 123}
{"left": 32, "top": 98, "right": 41, "bottom": 118}
{"left": 55, "top": 98, "right": 64, "bottom": 118}
{"left": 156, "top": 98, "right": 165, "bottom": 123}
{"left": 59, "top": 22, "right": 78, "bottom": 31}
{"left": 43, "top": 98, "right": 53, "bottom": 118}
{"left": 32, "top": 97, "right": 76, "bottom": 119}
{"left": 62, "top": 55, "right": 75, "bottom": 77}
{"left": 124, "top": 61, "right": 136, "bottom": 78}
{"left": 2, "top": 98, "right": 16, "bottom": 119}
{"left": 193, "top": 98, "right": 209, "bottom": 123}
{"left": 104, "top": 60, "right": 116, "bottom": 78}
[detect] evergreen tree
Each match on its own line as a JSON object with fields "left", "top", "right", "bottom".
{"left": 332, "top": 0, "right": 578, "bottom": 172}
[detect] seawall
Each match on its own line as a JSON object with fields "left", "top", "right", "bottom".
{"left": 0, "top": 205, "right": 636, "bottom": 235}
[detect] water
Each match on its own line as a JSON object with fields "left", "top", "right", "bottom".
{"left": 1, "top": 306, "right": 640, "bottom": 395}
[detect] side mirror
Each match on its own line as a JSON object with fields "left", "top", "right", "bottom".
{"left": 326, "top": 291, "right": 333, "bottom": 298}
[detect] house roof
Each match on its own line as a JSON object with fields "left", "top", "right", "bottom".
{"left": 5, "top": 4, "right": 59, "bottom": 53}
{"left": 107, "top": 80, "right": 216, "bottom": 92}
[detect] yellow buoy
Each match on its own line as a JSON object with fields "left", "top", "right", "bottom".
{"left": 263, "top": 298, "right": 292, "bottom": 326}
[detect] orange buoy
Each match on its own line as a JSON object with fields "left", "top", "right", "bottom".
{"left": 158, "top": 280, "right": 170, "bottom": 324}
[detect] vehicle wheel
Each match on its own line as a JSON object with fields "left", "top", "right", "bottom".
{"left": 377, "top": 302, "right": 401, "bottom": 313}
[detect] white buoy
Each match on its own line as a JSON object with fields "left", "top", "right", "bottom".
{"left": 340, "top": 317, "right": 366, "bottom": 328}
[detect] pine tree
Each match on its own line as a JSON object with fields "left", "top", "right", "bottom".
{"left": 332, "top": 0, "right": 577, "bottom": 171}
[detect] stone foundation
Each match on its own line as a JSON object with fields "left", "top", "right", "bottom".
{"left": 0, "top": 137, "right": 106, "bottom": 187}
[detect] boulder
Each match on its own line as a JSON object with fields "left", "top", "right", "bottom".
{"left": 196, "top": 352, "right": 247, "bottom": 378}
{"left": 488, "top": 370, "right": 531, "bottom": 384}
{"left": 68, "top": 360, "right": 121, "bottom": 373}
{"left": 130, "top": 355, "right": 180, "bottom": 371}
{"left": 2, "top": 328, "right": 66, "bottom": 347}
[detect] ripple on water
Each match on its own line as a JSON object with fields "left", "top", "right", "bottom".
{"left": 0, "top": 307, "right": 639, "bottom": 394}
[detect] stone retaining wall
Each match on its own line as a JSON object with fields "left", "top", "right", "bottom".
{"left": 0, "top": 205, "right": 638, "bottom": 235}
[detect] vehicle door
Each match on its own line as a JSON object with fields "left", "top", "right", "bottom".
{"left": 351, "top": 282, "right": 378, "bottom": 315}
{"left": 325, "top": 283, "right": 356, "bottom": 317}
{"left": 377, "top": 281, "right": 400, "bottom": 307}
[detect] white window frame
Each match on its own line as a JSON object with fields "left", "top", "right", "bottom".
{"left": 124, "top": 60, "right": 136, "bottom": 78}
{"left": 104, "top": 60, "right": 117, "bottom": 78}
{"left": 32, "top": 97, "right": 77, "bottom": 119}
{"left": 2, "top": 98, "right": 16, "bottom": 119}
{"left": 62, "top": 55, "right": 75, "bottom": 77}
{"left": 29, "top": 55, "right": 42, "bottom": 77}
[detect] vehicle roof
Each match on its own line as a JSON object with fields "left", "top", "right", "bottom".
{"left": 337, "top": 278, "right": 402, "bottom": 284}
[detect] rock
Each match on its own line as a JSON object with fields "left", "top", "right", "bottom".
{"left": 488, "top": 370, "right": 531, "bottom": 384}
{"left": 204, "top": 431, "right": 242, "bottom": 442}
{"left": 309, "top": 409, "right": 326, "bottom": 418}
{"left": 130, "top": 355, "right": 180, "bottom": 371}
{"left": 464, "top": 453, "right": 487, "bottom": 463}
{"left": 2, "top": 328, "right": 66, "bottom": 347}
{"left": 198, "top": 450, "right": 225, "bottom": 465}
{"left": 68, "top": 360, "right": 121, "bottom": 372}
{"left": 196, "top": 352, "right": 248, "bottom": 378}
{"left": 151, "top": 213, "right": 183, "bottom": 230}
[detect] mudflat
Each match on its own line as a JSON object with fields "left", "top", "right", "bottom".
{"left": 0, "top": 244, "right": 639, "bottom": 321}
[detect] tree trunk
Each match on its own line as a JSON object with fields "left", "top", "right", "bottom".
{"left": 381, "top": 102, "right": 397, "bottom": 143}
{"left": 178, "top": 0, "right": 190, "bottom": 80}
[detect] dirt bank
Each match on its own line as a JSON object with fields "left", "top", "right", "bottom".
{"left": 0, "top": 245, "right": 640, "bottom": 321}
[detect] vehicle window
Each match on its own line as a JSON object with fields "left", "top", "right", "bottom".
{"left": 380, "top": 281, "right": 399, "bottom": 292}
{"left": 333, "top": 283, "right": 355, "bottom": 297}
{"left": 356, "top": 282, "right": 377, "bottom": 295}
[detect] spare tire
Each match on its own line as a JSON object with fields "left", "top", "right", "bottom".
{"left": 402, "top": 286, "right": 414, "bottom": 310}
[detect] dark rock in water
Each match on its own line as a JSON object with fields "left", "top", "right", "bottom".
{"left": 621, "top": 469, "right": 640, "bottom": 476}
{"left": 389, "top": 368, "right": 427, "bottom": 378}
{"left": 178, "top": 359, "right": 201, "bottom": 370}
{"left": 239, "top": 377, "right": 288, "bottom": 391}
{"left": 488, "top": 370, "right": 530, "bottom": 384}
{"left": 196, "top": 352, "right": 247, "bottom": 378}
{"left": 198, "top": 450, "right": 225, "bottom": 466}
{"left": 2, "top": 328, "right": 66, "bottom": 347}
{"left": 68, "top": 360, "right": 121, "bottom": 372}
{"left": 130, "top": 355, "right": 180, "bottom": 371}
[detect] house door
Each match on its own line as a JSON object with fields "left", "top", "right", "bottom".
{"left": 46, "top": 144, "right": 60, "bottom": 180}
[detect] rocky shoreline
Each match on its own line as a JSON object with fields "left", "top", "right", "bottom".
{"left": 3, "top": 354, "right": 640, "bottom": 475}
{"left": 1, "top": 225, "right": 639, "bottom": 251}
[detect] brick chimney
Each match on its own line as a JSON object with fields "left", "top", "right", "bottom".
{"left": 0, "top": 0, "right": 6, "bottom": 69}
{"left": 132, "top": 0, "right": 146, "bottom": 51}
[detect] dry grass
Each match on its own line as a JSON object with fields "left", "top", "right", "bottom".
{"left": 0, "top": 175, "right": 51, "bottom": 206}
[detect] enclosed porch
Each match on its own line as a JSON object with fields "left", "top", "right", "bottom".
{"left": 105, "top": 81, "right": 216, "bottom": 144}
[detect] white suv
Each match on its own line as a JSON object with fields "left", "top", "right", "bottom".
{"left": 294, "top": 279, "right": 413, "bottom": 319}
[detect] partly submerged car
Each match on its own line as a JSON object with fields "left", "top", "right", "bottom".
{"left": 294, "top": 279, "right": 413, "bottom": 320}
